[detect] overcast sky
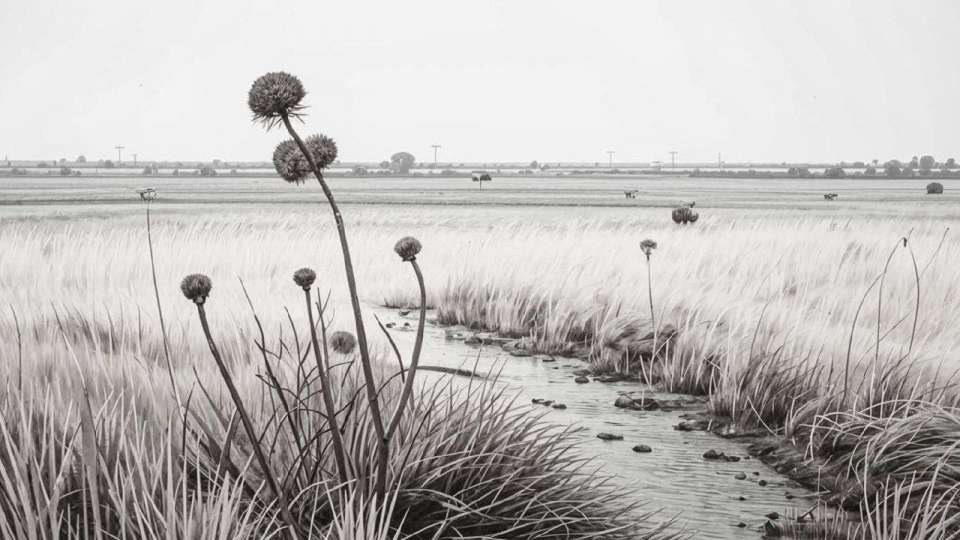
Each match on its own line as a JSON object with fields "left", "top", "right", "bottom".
{"left": 2, "top": 0, "right": 958, "bottom": 164}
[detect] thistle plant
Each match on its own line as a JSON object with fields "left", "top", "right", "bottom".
{"left": 181, "top": 273, "right": 301, "bottom": 537}
{"left": 671, "top": 206, "right": 699, "bottom": 225}
{"left": 640, "top": 239, "right": 659, "bottom": 357}
{"left": 386, "top": 236, "right": 426, "bottom": 440}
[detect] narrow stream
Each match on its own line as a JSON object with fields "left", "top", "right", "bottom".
{"left": 379, "top": 310, "right": 820, "bottom": 539}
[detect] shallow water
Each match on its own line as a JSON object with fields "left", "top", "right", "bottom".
{"left": 378, "top": 311, "right": 821, "bottom": 539}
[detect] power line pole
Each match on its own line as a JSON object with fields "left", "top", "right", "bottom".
{"left": 669, "top": 151, "right": 678, "bottom": 169}
{"left": 431, "top": 144, "right": 441, "bottom": 167}
{"left": 132, "top": 153, "right": 138, "bottom": 166}
{"left": 606, "top": 150, "right": 615, "bottom": 168}
{"left": 717, "top": 152, "right": 722, "bottom": 168}
{"left": 114, "top": 145, "right": 125, "bottom": 164}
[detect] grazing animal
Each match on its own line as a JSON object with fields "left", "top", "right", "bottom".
{"left": 927, "top": 182, "right": 944, "bottom": 194}
{"left": 624, "top": 190, "right": 639, "bottom": 199}
{"left": 824, "top": 193, "right": 838, "bottom": 200}
{"left": 137, "top": 188, "right": 157, "bottom": 201}
{"left": 671, "top": 206, "right": 699, "bottom": 224}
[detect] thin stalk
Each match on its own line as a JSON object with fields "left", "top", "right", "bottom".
{"left": 10, "top": 306, "right": 22, "bottom": 393}
{"left": 303, "top": 287, "right": 350, "bottom": 485}
{"left": 193, "top": 301, "right": 301, "bottom": 539}
{"left": 387, "top": 259, "right": 427, "bottom": 439}
{"left": 645, "top": 255, "right": 656, "bottom": 359}
{"left": 145, "top": 202, "right": 182, "bottom": 409}
{"left": 280, "top": 112, "right": 388, "bottom": 499}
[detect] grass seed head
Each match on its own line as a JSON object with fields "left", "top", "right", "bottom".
{"left": 248, "top": 72, "right": 306, "bottom": 128}
{"left": 394, "top": 236, "right": 422, "bottom": 262}
{"left": 330, "top": 331, "right": 357, "bottom": 354}
{"left": 180, "top": 274, "right": 212, "bottom": 304}
{"left": 292, "top": 267, "right": 317, "bottom": 290}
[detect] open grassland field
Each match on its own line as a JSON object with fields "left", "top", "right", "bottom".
{"left": 2, "top": 175, "right": 959, "bottom": 538}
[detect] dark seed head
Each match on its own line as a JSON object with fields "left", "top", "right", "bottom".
{"left": 640, "top": 238, "right": 657, "bottom": 257}
{"left": 330, "top": 331, "right": 357, "bottom": 354}
{"left": 248, "top": 72, "right": 306, "bottom": 128}
{"left": 292, "top": 268, "right": 317, "bottom": 290}
{"left": 180, "top": 274, "right": 212, "bottom": 304}
{"left": 272, "top": 135, "right": 339, "bottom": 184}
{"left": 304, "top": 134, "right": 338, "bottom": 170}
{"left": 394, "top": 236, "right": 422, "bottom": 262}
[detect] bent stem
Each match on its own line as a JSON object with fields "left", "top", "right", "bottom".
{"left": 387, "top": 258, "right": 427, "bottom": 439}
{"left": 280, "top": 112, "right": 389, "bottom": 499}
{"left": 303, "top": 287, "right": 350, "bottom": 486}
{"left": 645, "top": 254, "right": 657, "bottom": 363}
{"left": 193, "top": 302, "right": 301, "bottom": 539}
{"left": 146, "top": 202, "right": 182, "bottom": 410}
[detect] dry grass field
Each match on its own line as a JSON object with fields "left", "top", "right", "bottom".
{"left": 1, "top": 175, "right": 959, "bottom": 538}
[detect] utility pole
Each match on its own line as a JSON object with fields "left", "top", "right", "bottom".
{"left": 132, "top": 153, "right": 138, "bottom": 166}
{"left": 431, "top": 144, "right": 441, "bottom": 167}
{"left": 669, "top": 151, "right": 678, "bottom": 169}
{"left": 114, "top": 145, "right": 125, "bottom": 164}
{"left": 717, "top": 152, "right": 722, "bottom": 168}
{"left": 606, "top": 150, "right": 615, "bottom": 168}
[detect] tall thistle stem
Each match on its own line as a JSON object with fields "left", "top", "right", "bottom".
{"left": 302, "top": 287, "right": 350, "bottom": 485}
{"left": 279, "top": 112, "right": 389, "bottom": 499}
{"left": 193, "top": 301, "right": 301, "bottom": 539}
{"left": 387, "top": 258, "right": 426, "bottom": 439}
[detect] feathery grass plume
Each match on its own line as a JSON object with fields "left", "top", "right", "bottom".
{"left": 329, "top": 330, "right": 357, "bottom": 354}
{"left": 179, "top": 273, "right": 212, "bottom": 304}
{"left": 393, "top": 236, "right": 422, "bottom": 262}
{"left": 248, "top": 72, "right": 306, "bottom": 128}
{"left": 292, "top": 267, "right": 317, "bottom": 290}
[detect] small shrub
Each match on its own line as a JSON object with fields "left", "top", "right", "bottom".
{"left": 671, "top": 207, "right": 699, "bottom": 224}
{"left": 927, "top": 182, "right": 944, "bottom": 194}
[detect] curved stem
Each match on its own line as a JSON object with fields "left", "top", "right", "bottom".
{"left": 303, "top": 288, "right": 350, "bottom": 485}
{"left": 387, "top": 259, "right": 427, "bottom": 440}
{"left": 195, "top": 303, "right": 301, "bottom": 539}
{"left": 146, "top": 202, "right": 182, "bottom": 409}
{"left": 279, "top": 112, "right": 388, "bottom": 499}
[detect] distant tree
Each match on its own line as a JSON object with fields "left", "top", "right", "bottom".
{"left": 472, "top": 172, "right": 493, "bottom": 189}
{"left": 37, "top": 161, "right": 49, "bottom": 168}
{"left": 871, "top": 159, "right": 879, "bottom": 166}
{"left": 172, "top": 168, "right": 180, "bottom": 176}
{"left": 103, "top": 160, "right": 115, "bottom": 169}
{"left": 944, "top": 158, "right": 956, "bottom": 169}
{"left": 352, "top": 166, "right": 368, "bottom": 176}
{"left": 59, "top": 167, "right": 72, "bottom": 176}
{"left": 852, "top": 161, "right": 865, "bottom": 168}
{"left": 379, "top": 160, "right": 390, "bottom": 169}
{"left": 213, "top": 159, "right": 222, "bottom": 168}
{"left": 199, "top": 165, "right": 217, "bottom": 176}
{"left": 230, "top": 168, "right": 238, "bottom": 175}
{"left": 390, "top": 152, "right": 416, "bottom": 174}
{"left": 919, "top": 155, "right": 936, "bottom": 172}
{"left": 529, "top": 160, "right": 539, "bottom": 169}
{"left": 76, "top": 155, "right": 87, "bottom": 163}
{"left": 902, "top": 166, "right": 916, "bottom": 177}
{"left": 823, "top": 167, "right": 846, "bottom": 178}
{"left": 142, "top": 166, "right": 153, "bottom": 175}
{"left": 58, "top": 158, "right": 67, "bottom": 165}
{"left": 884, "top": 161, "right": 901, "bottom": 177}
{"left": 909, "top": 156, "right": 919, "bottom": 169}
{"left": 864, "top": 165, "right": 877, "bottom": 175}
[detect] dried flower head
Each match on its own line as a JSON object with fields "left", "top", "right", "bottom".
{"left": 671, "top": 207, "right": 698, "bottom": 225}
{"left": 293, "top": 267, "right": 317, "bottom": 290}
{"left": 180, "top": 274, "right": 212, "bottom": 304}
{"left": 330, "top": 331, "right": 357, "bottom": 354}
{"left": 272, "top": 135, "right": 339, "bottom": 184}
{"left": 640, "top": 239, "right": 658, "bottom": 257}
{"left": 248, "top": 72, "right": 306, "bottom": 128}
{"left": 394, "top": 236, "right": 422, "bottom": 262}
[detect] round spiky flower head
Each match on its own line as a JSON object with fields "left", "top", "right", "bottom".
{"left": 640, "top": 239, "right": 658, "bottom": 258}
{"left": 330, "top": 331, "right": 357, "bottom": 354}
{"left": 273, "top": 140, "right": 308, "bottom": 183}
{"left": 293, "top": 267, "right": 317, "bottom": 290}
{"left": 394, "top": 236, "right": 422, "bottom": 262}
{"left": 248, "top": 72, "right": 306, "bottom": 128}
{"left": 180, "top": 274, "right": 212, "bottom": 304}
{"left": 304, "top": 134, "right": 338, "bottom": 169}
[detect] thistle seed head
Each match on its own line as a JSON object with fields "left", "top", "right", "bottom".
{"left": 394, "top": 236, "right": 422, "bottom": 262}
{"left": 640, "top": 239, "right": 658, "bottom": 257}
{"left": 330, "top": 331, "right": 357, "bottom": 354}
{"left": 304, "top": 134, "right": 338, "bottom": 169}
{"left": 293, "top": 267, "right": 317, "bottom": 290}
{"left": 248, "top": 72, "right": 306, "bottom": 128}
{"left": 273, "top": 140, "right": 309, "bottom": 183}
{"left": 180, "top": 274, "right": 212, "bottom": 304}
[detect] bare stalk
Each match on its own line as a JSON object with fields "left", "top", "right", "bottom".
{"left": 280, "top": 112, "right": 388, "bottom": 499}
{"left": 193, "top": 301, "right": 301, "bottom": 539}
{"left": 145, "top": 202, "right": 182, "bottom": 409}
{"left": 303, "top": 287, "right": 350, "bottom": 485}
{"left": 10, "top": 306, "right": 21, "bottom": 393}
{"left": 645, "top": 254, "right": 657, "bottom": 359}
{"left": 387, "top": 259, "right": 427, "bottom": 439}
